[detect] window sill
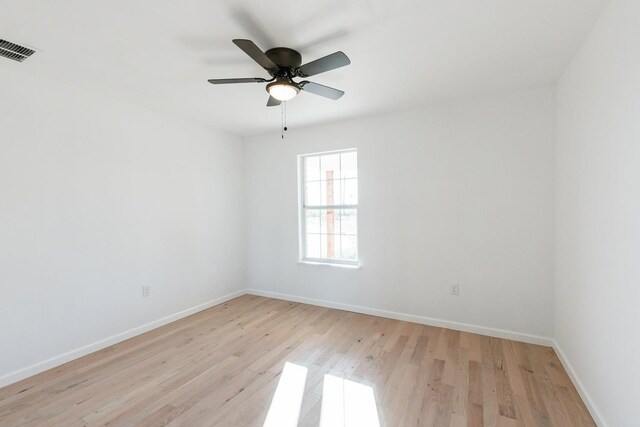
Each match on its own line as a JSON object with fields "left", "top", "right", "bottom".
{"left": 298, "top": 260, "right": 361, "bottom": 269}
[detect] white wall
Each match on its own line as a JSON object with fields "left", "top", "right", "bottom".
{"left": 0, "top": 67, "right": 245, "bottom": 384}
{"left": 555, "top": 0, "right": 640, "bottom": 425}
{"left": 245, "top": 87, "right": 555, "bottom": 340}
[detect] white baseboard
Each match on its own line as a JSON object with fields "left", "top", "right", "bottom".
{"left": 0, "top": 289, "right": 246, "bottom": 388}
{"left": 246, "top": 289, "right": 554, "bottom": 347}
{"left": 552, "top": 341, "right": 607, "bottom": 427}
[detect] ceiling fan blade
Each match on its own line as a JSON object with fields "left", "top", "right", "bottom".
{"left": 232, "top": 39, "right": 278, "bottom": 71}
{"left": 300, "top": 81, "right": 345, "bottom": 100}
{"left": 297, "top": 51, "right": 351, "bottom": 77}
{"left": 266, "top": 96, "right": 281, "bottom": 107}
{"left": 207, "top": 77, "right": 268, "bottom": 84}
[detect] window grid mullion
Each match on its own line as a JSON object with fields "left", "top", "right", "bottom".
{"left": 304, "top": 204, "right": 357, "bottom": 210}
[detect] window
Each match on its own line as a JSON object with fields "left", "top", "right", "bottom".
{"left": 299, "top": 149, "right": 358, "bottom": 266}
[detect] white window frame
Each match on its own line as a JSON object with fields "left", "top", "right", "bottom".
{"left": 298, "top": 148, "right": 359, "bottom": 267}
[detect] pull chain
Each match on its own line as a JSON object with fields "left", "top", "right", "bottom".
{"left": 281, "top": 101, "right": 288, "bottom": 140}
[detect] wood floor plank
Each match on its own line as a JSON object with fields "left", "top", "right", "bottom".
{"left": 467, "top": 360, "right": 484, "bottom": 427}
{"left": 0, "top": 295, "right": 595, "bottom": 426}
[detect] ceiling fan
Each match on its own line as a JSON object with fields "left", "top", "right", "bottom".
{"left": 208, "top": 39, "right": 351, "bottom": 106}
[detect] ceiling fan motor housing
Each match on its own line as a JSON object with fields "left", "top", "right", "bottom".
{"left": 265, "top": 47, "right": 302, "bottom": 71}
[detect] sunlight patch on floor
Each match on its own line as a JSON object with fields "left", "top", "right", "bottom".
{"left": 263, "top": 362, "right": 380, "bottom": 427}
{"left": 320, "top": 374, "right": 381, "bottom": 427}
{"left": 263, "top": 362, "right": 308, "bottom": 427}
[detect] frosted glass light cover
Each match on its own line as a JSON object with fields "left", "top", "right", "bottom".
{"left": 268, "top": 83, "right": 299, "bottom": 101}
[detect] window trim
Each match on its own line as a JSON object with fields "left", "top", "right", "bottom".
{"left": 298, "top": 148, "right": 359, "bottom": 267}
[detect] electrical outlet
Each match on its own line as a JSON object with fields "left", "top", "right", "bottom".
{"left": 451, "top": 284, "right": 459, "bottom": 296}
{"left": 142, "top": 286, "right": 151, "bottom": 297}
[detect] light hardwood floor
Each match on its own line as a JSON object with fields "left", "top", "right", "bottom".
{"left": 0, "top": 295, "right": 594, "bottom": 426}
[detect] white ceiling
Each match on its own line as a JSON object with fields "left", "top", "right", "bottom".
{"left": 1, "top": 0, "right": 606, "bottom": 137}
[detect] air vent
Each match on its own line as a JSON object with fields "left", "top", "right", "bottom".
{"left": 0, "top": 39, "right": 36, "bottom": 62}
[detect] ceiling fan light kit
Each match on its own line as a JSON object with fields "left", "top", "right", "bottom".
{"left": 267, "top": 79, "right": 299, "bottom": 101}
